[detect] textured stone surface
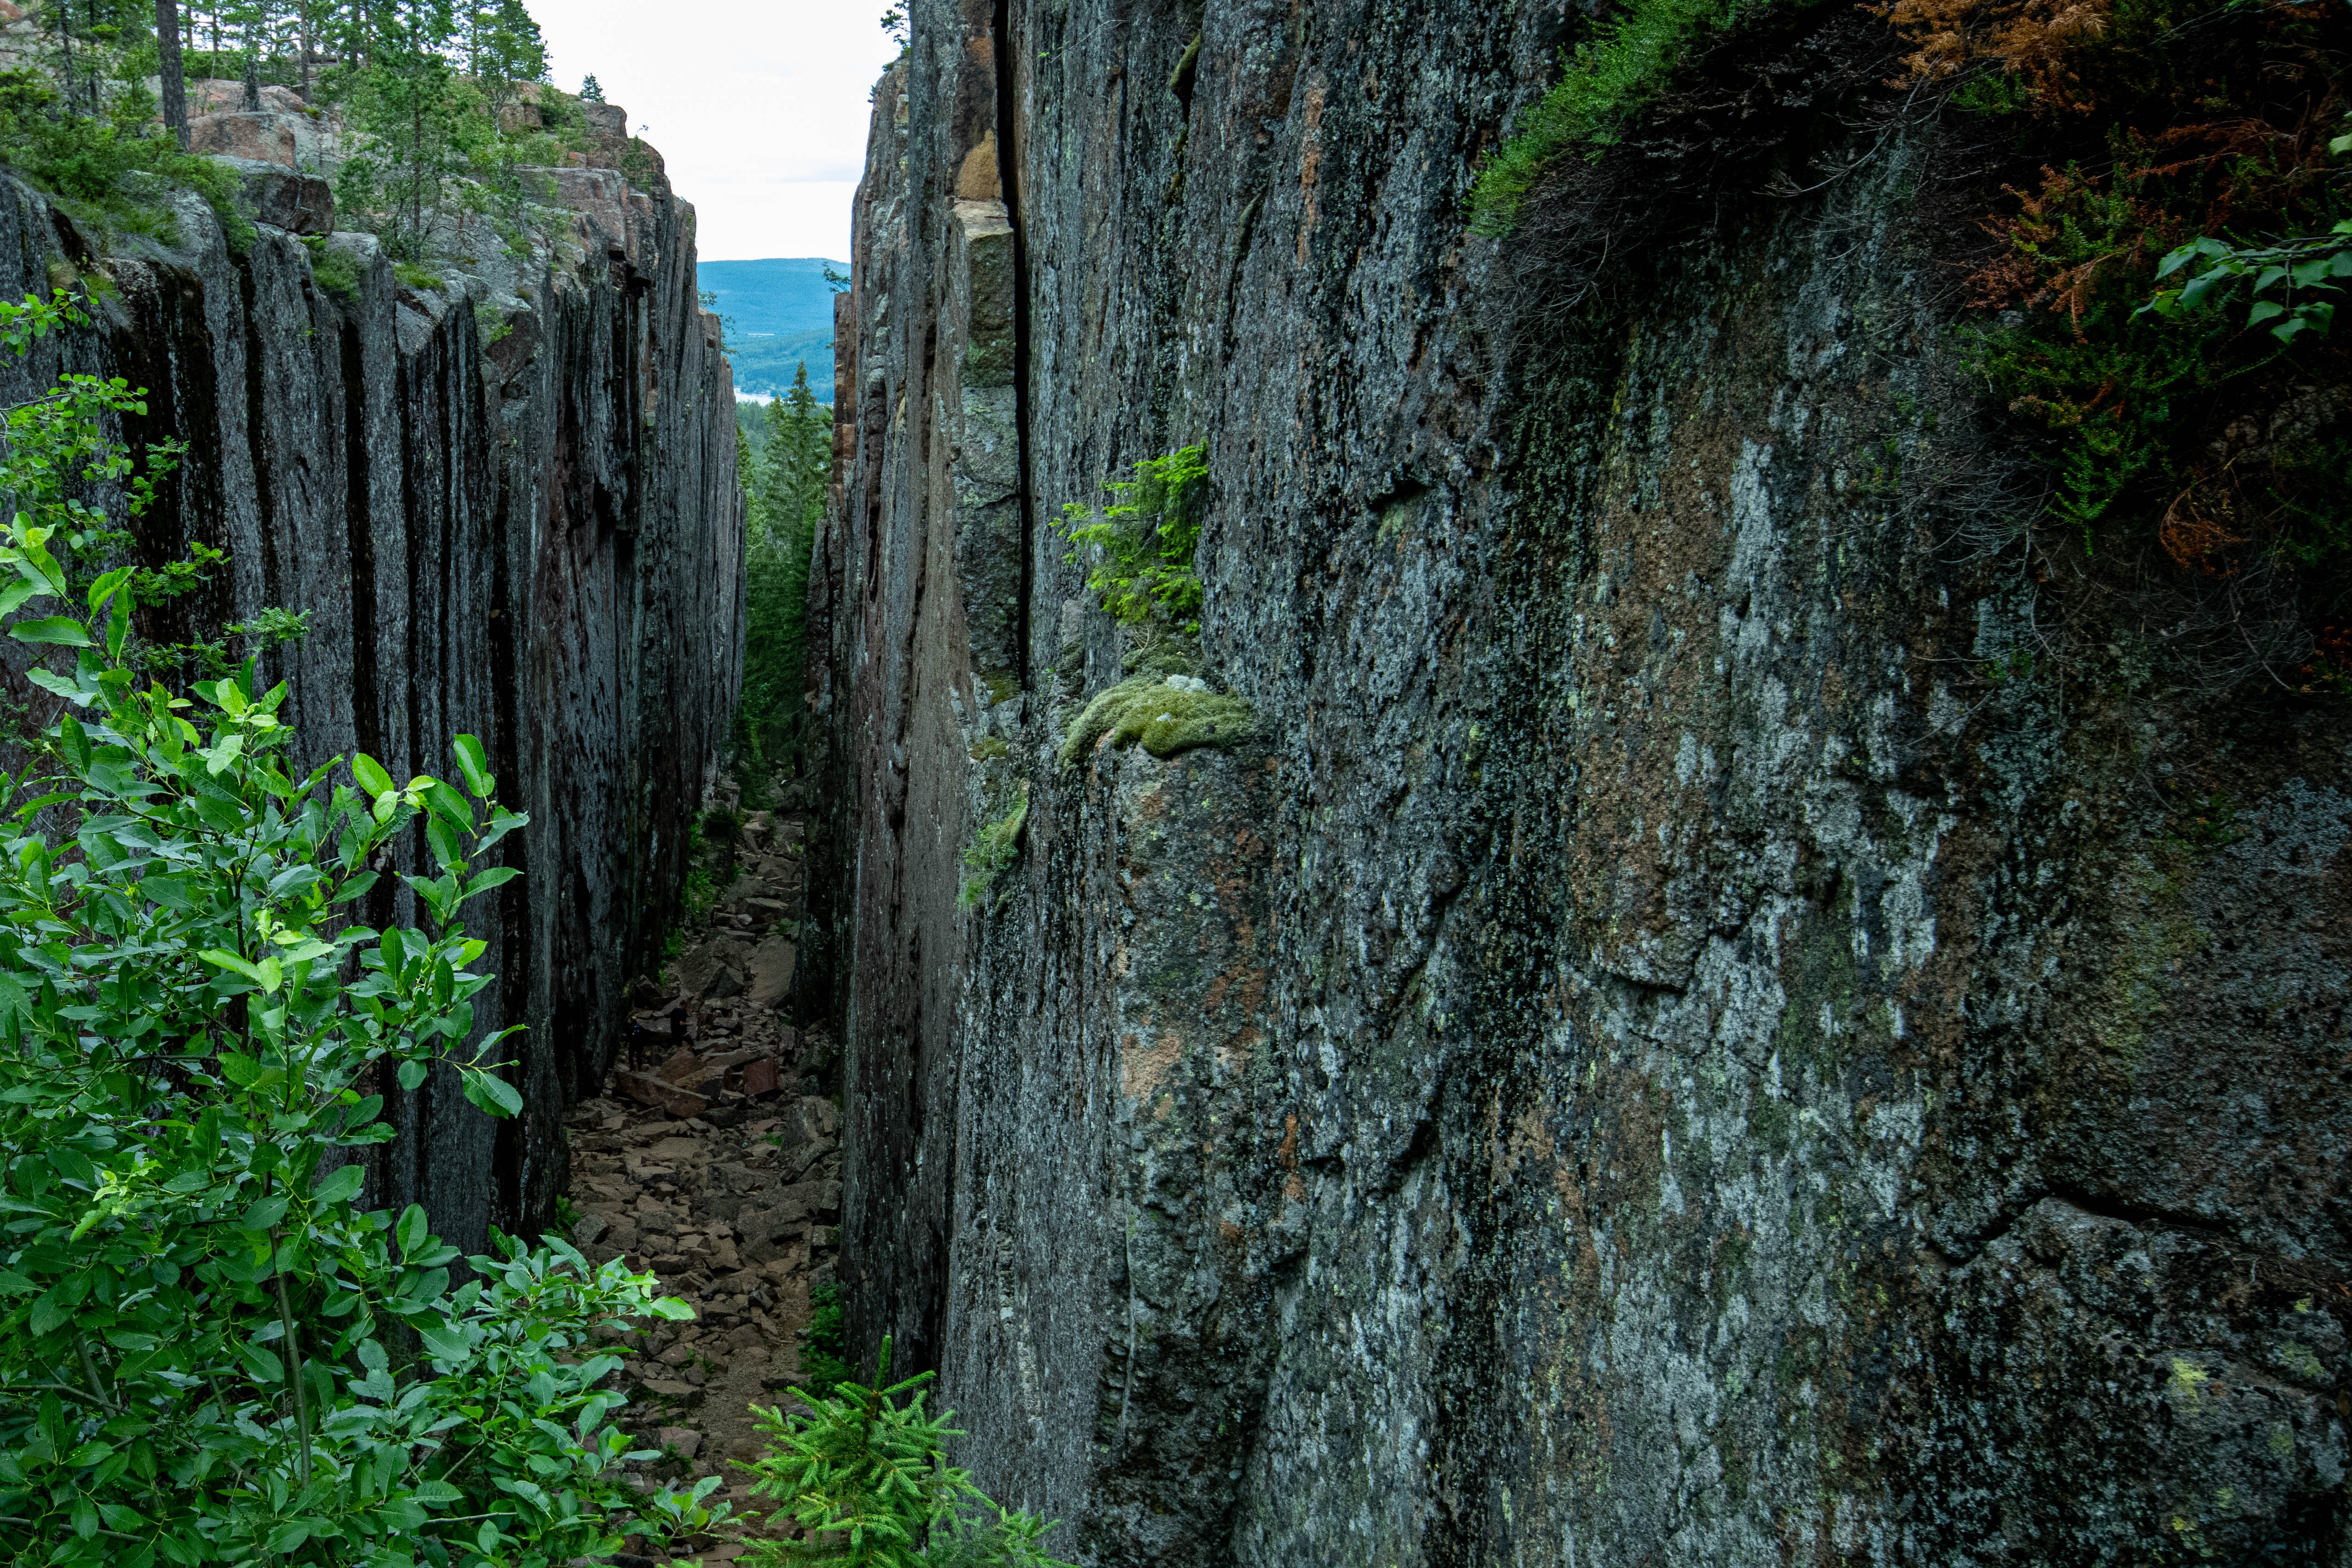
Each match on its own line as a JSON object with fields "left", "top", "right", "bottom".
{"left": 0, "top": 156, "right": 742, "bottom": 1253}
{"left": 804, "top": 0, "right": 2352, "bottom": 1562}
{"left": 187, "top": 109, "right": 322, "bottom": 170}
{"left": 213, "top": 155, "right": 333, "bottom": 234}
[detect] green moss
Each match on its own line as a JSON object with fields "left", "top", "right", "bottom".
{"left": 958, "top": 788, "right": 1029, "bottom": 910}
{"left": 969, "top": 736, "right": 1009, "bottom": 762}
{"left": 1058, "top": 674, "right": 1255, "bottom": 770}
{"left": 393, "top": 260, "right": 443, "bottom": 292}
{"left": 979, "top": 668, "right": 1020, "bottom": 706}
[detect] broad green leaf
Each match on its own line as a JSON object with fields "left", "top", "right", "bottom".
{"left": 451, "top": 733, "right": 495, "bottom": 798}
{"left": 426, "top": 814, "right": 464, "bottom": 873}
{"left": 332, "top": 869, "right": 381, "bottom": 903}
{"left": 425, "top": 778, "right": 473, "bottom": 828}
{"left": 241, "top": 1194, "right": 289, "bottom": 1231}
{"left": 313, "top": 1164, "right": 366, "bottom": 1205}
{"left": 464, "top": 865, "right": 523, "bottom": 899}
{"left": 351, "top": 752, "right": 394, "bottom": 798}
{"left": 85, "top": 565, "right": 132, "bottom": 615}
{"left": 417, "top": 1322, "right": 468, "bottom": 1362}
{"left": 23, "top": 665, "right": 87, "bottom": 704}
{"left": 397, "top": 1059, "right": 427, "bottom": 1091}
{"left": 10, "top": 615, "right": 92, "bottom": 646}
{"left": 138, "top": 873, "right": 196, "bottom": 910}
{"left": 199, "top": 949, "right": 265, "bottom": 984}
{"left": 462, "top": 1070, "right": 523, "bottom": 1120}
{"left": 28, "top": 1290, "right": 70, "bottom": 1336}
{"left": 397, "top": 1203, "right": 430, "bottom": 1259}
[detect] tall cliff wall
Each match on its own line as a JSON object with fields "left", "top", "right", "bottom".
{"left": 805, "top": 3, "right": 2352, "bottom": 1562}
{"left": 0, "top": 146, "right": 742, "bottom": 1252}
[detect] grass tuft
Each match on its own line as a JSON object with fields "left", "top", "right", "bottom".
{"left": 1468, "top": 0, "right": 1769, "bottom": 236}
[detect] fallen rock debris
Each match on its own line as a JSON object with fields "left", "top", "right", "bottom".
{"left": 556, "top": 811, "right": 838, "bottom": 1557}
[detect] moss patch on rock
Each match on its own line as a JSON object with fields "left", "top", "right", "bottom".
{"left": 958, "top": 787, "right": 1029, "bottom": 909}
{"left": 1059, "top": 673, "right": 1255, "bottom": 770}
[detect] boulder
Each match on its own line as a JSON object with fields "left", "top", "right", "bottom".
{"left": 614, "top": 1068, "right": 706, "bottom": 1119}
{"left": 674, "top": 934, "right": 750, "bottom": 999}
{"left": 210, "top": 155, "right": 333, "bottom": 235}
{"left": 745, "top": 936, "right": 795, "bottom": 1007}
{"left": 656, "top": 1047, "right": 721, "bottom": 1088}
{"left": 186, "top": 78, "right": 309, "bottom": 116}
{"left": 189, "top": 109, "right": 321, "bottom": 170}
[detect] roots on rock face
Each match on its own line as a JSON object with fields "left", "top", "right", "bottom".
{"left": 557, "top": 809, "right": 843, "bottom": 1555}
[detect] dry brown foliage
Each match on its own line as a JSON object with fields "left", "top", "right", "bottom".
{"left": 1876, "top": 0, "right": 2114, "bottom": 109}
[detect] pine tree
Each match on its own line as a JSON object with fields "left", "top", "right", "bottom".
{"left": 332, "top": 0, "right": 482, "bottom": 258}
{"left": 579, "top": 70, "right": 601, "bottom": 101}
{"left": 735, "top": 366, "right": 833, "bottom": 784}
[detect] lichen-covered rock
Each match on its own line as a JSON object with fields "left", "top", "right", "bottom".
{"left": 802, "top": 0, "right": 2352, "bottom": 1562}
{"left": 0, "top": 154, "right": 742, "bottom": 1255}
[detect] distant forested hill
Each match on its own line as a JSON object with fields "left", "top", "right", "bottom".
{"left": 699, "top": 258, "right": 845, "bottom": 400}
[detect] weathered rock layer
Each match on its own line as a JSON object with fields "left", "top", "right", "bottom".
{"left": 0, "top": 148, "right": 742, "bottom": 1251}
{"left": 807, "top": 3, "right": 2352, "bottom": 1562}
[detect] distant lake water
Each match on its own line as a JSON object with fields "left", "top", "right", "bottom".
{"left": 697, "top": 258, "right": 846, "bottom": 400}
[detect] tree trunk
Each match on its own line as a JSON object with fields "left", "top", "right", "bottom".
{"left": 55, "top": 0, "right": 77, "bottom": 117}
{"left": 155, "top": 0, "right": 188, "bottom": 149}
{"left": 240, "top": 11, "right": 259, "bottom": 114}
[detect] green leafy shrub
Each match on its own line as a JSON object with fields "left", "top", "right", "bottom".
{"left": 300, "top": 235, "right": 366, "bottom": 301}
{"left": 1942, "top": 26, "right": 2352, "bottom": 690}
{"left": 0, "top": 68, "right": 252, "bottom": 251}
{"left": 1058, "top": 673, "right": 1254, "bottom": 770}
{"left": 0, "top": 286, "right": 725, "bottom": 1566}
{"left": 2147, "top": 219, "right": 2352, "bottom": 346}
{"left": 740, "top": 1338, "right": 1070, "bottom": 1568}
{"left": 1058, "top": 444, "right": 1208, "bottom": 631}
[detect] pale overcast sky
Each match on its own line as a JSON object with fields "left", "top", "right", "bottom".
{"left": 537, "top": 0, "right": 897, "bottom": 262}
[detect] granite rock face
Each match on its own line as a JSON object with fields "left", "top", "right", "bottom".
{"left": 804, "top": 1, "right": 2352, "bottom": 1562}
{"left": 0, "top": 159, "right": 742, "bottom": 1252}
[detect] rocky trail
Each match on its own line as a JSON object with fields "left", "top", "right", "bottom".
{"left": 554, "top": 808, "right": 840, "bottom": 1560}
